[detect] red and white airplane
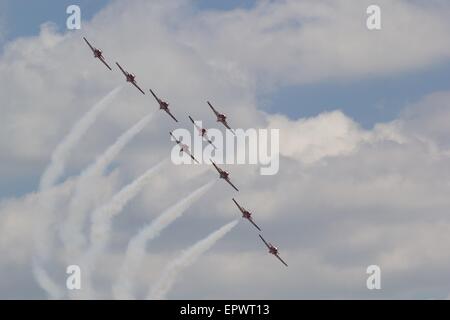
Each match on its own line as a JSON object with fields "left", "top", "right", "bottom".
{"left": 210, "top": 160, "right": 239, "bottom": 192}
{"left": 188, "top": 115, "right": 216, "bottom": 149}
{"left": 232, "top": 198, "right": 261, "bottom": 231}
{"left": 150, "top": 89, "right": 178, "bottom": 123}
{"left": 170, "top": 132, "right": 199, "bottom": 163}
{"left": 116, "top": 62, "right": 145, "bottom": 95}
{"left": 207, "top": 101, "right": 235, "bottom": 135}
{"left": 83, "top": 37, "right": 112, "bottom": 70}
{"left": 259, "top": 235, "right": 288, "bottom": 267}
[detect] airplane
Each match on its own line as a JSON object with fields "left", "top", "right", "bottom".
{"left": 83, "top": 37, "right": 112, "bottom": 70}
{"left": 259, "top": 235, "right": 288, "bottom": 267}
{"left": 210, "top": 159, "right": 239, "bottom": 192}
{"left": 150, "top": 89, "right": 178, "bottom": 123}
{"left": 207, "top": 101, "right": 235, "bottom": 135}
{"left": 116, "top": 62, "right": 145, "bottom": 95}
{"left": 170, "top": 132, "right": 199, "bottom": 163}
{"left": 232, "top": 198, "right": 261, "bottom": 231}
{"left": 188, "top": 115, "right": 216, "bottom": 149}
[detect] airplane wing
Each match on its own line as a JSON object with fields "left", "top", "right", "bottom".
{"left": 189, "top": 116, "right": 202, "bottom": 131}
{"left": 149, "top": 89, "right": 160, "bottom": 103}
{"left": 275, "top": 254, "right": 288, "bottom": 267}
{"left": 188, "top": 152, "right": 200, "bottom": 164}
{"left": 206, "top": 137, "right": 217, "bottom": 149}
{"left": 99, "top": 57, "right": 112, "bottom": 71}
{"left": 132, "top": 82, "right": 145, "bottom": 95}
{"left": 222, "top": 120, "right": 236, "bottom": 136}
{"left": 169, "top": 132, "right": 178, "bottom": 143}
{"left": 232, "top": 198, "right": 244, "bottom": 213}
{"left": 259, "top": 234, "right": 271, "bottom": 250}
{"left": 164, "top": 109, "right": 178, "bottom": 123}
{"left": 116, "top": 62, "right": 127, "bottom": 76}
{"left": 83, "top": 37, "right": 95, "bottom": 52}
{"left": 225, "top": 178, "right": 239, "bottom": 192}
{"left": 249, "top": 218, "right": 262, "bottom": 232}
{"left": 210, "top": 160, "right": 221, "bottom": 173}
{"left": 207, "top": 101, "right": 220, "bottom": 117}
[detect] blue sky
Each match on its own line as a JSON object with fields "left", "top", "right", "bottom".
{"left": 0, "top": 0, "right": 109, "bottom": 41}
{"left": 2, "top": 0, "right": 449, "bottom": 128}
{"left": 0, "top": 0, "right": 256, "bottom": 42}
{"left": 2, "top": 0, "right": 450, "bottom": 300}
{"left": 267, "top": 61, "right": 450, "bottom": 128}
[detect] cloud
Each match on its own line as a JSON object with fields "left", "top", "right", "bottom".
{"left": 399, "top": 91, "right": 450, "bottom": 151}
{"left": 0, "top": 173, "right": 119, "bottom": 299}
{"left": 1, "top": 0, "right": 450, "bottom": 300}
{"left": 39, "top": 86, "right": 123, "bottom": 190}
{"left": 266, "top": 110, "right": 405, "bottom": 164}
{"left": 113, "top": 179, "right": 216, "bottom": 300}
{"left": 182, "top": 0, "right": 450, "bottom": 86}
{"left": 148, "top": 219, "right": 239, "bottom": 299}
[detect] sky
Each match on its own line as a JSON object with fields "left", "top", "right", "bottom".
{"left": 1, "top": 0, "right": 450, "bottom": 299}
{"left": 3, "top": 0, "right": 449, "bottom": 130}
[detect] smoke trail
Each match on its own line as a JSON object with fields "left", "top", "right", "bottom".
{"left": 90, "top": 160, "right": 168, "bottom": 247}
{"left": 39, "top": 87, "right": 122, "bottom": 190}
{"left": 32, "top": 199, "right": 64, "bottom": 299}
{"left": 82, "top": 112, "right": 154, "bottom": 179}
{"left": 74, "top": 160, "right": 168, "bottom": 299}
{"left": 30, "top": 179, "right": 76, "bottom": 299}
{"left": 32, "top": 88, "right": 121, "bottom": 298}
{"left": 113, "top": 180, "right": 216, "bottom": 300}
{"left": 32, "top": 258, "right": 64, "bottom": 300}
{"left": 148, "top": 219, "right": 239, "bottom": 300}
{"left": 61, "top": 113, "right": 154, "bottom": 258}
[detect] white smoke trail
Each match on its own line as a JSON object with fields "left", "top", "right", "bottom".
{"left": 148, "top": 219, "right": 239, "bottom": 300}
{"left": 90, "top": 160, "right": 168, "bottom": 248}
{"left": 113, "top": 180, "right": 216, "bottom": 300}
{"left": 32, "top": 201, "right": 65, "bottom": 299}
{"left": 39, "top": 87, "right": 122, "bottom": 190}
{"left": 30, "top": 179, "right": 76, "bottom": 299}
{"left": 74, "top": 160, "right": 168, "bottom": 299}
{"left": 61, "top": 113, "right": 154, "bottom": 259}
{"left": 32, "top": 87, "right": 121, "bottom": 298}
{"left": 32, "top": 259, "right": 64, "bottom": 300}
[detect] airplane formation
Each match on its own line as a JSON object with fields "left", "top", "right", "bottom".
{"left": 84, "top": 37, "right": 288, "bottom": 267}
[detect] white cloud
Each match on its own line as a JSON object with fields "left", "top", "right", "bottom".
{"left": 1, "top": 0, "right": 450, "bottom": 299}
{"left": 266, "top": 110, "right": 405, "bottom": 164}
{"left": 181, "top": 0, "right": 450, "bottom": 86}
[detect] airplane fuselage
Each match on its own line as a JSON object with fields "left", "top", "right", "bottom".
{"left": 220, "top": 171, "right": 228, "bottom": 179}
{"left": 269, "top": 247, "right": 278, "bottom": 255}
{"left": 93, "top": 50, "right": 102, "bottom": 58}
{"left": 217, "top": 114, "right": 226, "bottom": 122}
{"left": 243, "top": 211, "right": 251, "bottom": 219}
{"left": 180, "top": 144, "right": 189, "bottom": 153}
{"left": 126, "top": 74, "right": 135, "bottom": 82}
{"left": 159, "top": 101, "right": 169, "bottom": 110}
